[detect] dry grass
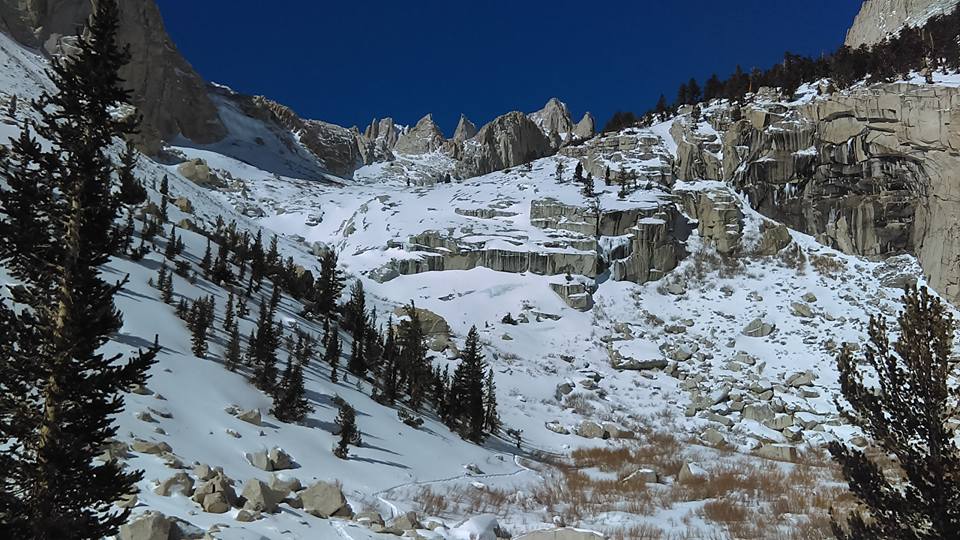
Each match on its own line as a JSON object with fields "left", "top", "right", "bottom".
{"left": 810, "top": 252, "right": 846, "bottom": 277}
{"left": 408, "top": 428, "right": 851, "bottom": 539}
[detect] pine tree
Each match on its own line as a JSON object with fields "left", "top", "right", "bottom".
{"left": 398, "top": 303, "right": 428, "bottom": 410}
{"left": 829, "top": 286, "right": 960, "bottom": 540}
{"left": 210, "top": 243, "right": 233, "bottom": 286}
{"left": 483, "top": 369, "right": 501, "bottom": 436}
{"left": 342, "top": 280, "right": 367, "bottom": 333}
{"left": 0, "top": 2, "right": 158, "bottom": 537}
{"left": 381, "top": 319, "right": 399, "bottom": 404}
{"left": 158, "top": 263, "right": 174, "bottom": 303}
{"left": 223, "top": 290, "right": 235, "bottom": 333}
{"left": 333, "top": 402, "right": 361, "bottom": 459}
{"left": 158, "top": 175, "right": 169, "bottom": 223}
{"left": 655, "top": 94, "right": 669, "bottom": 115}
{"left": 187, "top": 297, "right": 213, "bottom": 359}
{"left": 450, "top": 326, "right": 487, "bottom": 441}
{"left": 310, "top": 250, "right": 345, "bottom": 319}
{"left": 325, "top": 330, "right": 342, "bottom": 383}
{"left": 164, "top": 224, "right": 178, "bottom": 259}
{"left": 200, "top": 238, "right": 212, "bottom": 274}
{"left": 555, "top": 161, "right": 564, "bottom": 183}
{"left": 250, "top": 230, "right": 265, "bottom": 282}
{"left": 272, "top": 357, "right": 312, "bottom": 423}
{"left": 573, "top": 162, "right": 584, "bottom": 184}
{"left": 116, "top": 141, "right": 147, "bottom": 206}
{"left": 266, "top": 234, "right": 280, "bottom": 275}
{"left": 248, "top": 296, "right": 279, "bottom": 392}
{"left": 224, "top": 321, "right": 242, "bottom": 371}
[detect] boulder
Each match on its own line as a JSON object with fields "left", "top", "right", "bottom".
{"left": 154, "top": 472, "right": 194, "bottom": 497}
{"left": 385, "top": 511, "right": 422, "bottom": 534}
{"left": 268, "top": 473, "right": 303, "bottom": 495}
{"left": 575, "top": 420, "right": 607, "bottom": 439}
{"left": 755, "top": 443, "right": 799, "bottom": 462}
{"left": 299, "top": 481, "right": 351, "bottom": 519}
{"left": 742, "top": 318, "right": 775, "bottom": 338}
{"left": 131, "top": 439, "right": 172, "bottom": 455}
{"left": 544, "top": 421, "right": 570, "bottom": 435}
{"left": 191, "top": 473, "right": 236, "bottom": 511}
{"left": 118, "top": 511, "right": 171, "bottom": 540}
{"left": 240, "top": 479, "right": 285, "bottom": 514}
{"left": 177, "top": 159, "right": 222, "bottom": 187}
{"left": 268, "top": 447, "right": 294, "bottom": 470}
{"left": 790, "top": 302, "right": 814, "bottom": 318}
{"left": 201, "top": 492, "right": 231, "bottom": 514}
{"left": 172, "top": 197, "right": 193, "bottom": 214}
{"left": 237, "top": 408, "right": 262, "bottom": 426}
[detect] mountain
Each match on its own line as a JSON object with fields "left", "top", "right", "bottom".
{"left": 1, "top": 1, "right": 959, "bottom": 539}
{"left": 845, "top": 0, "right": 960, "bottom": 48}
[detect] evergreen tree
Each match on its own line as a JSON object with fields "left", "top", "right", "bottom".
{"left": 200, "top": 238, "right": 212, "bottom": 274}
{"left": 829, "top": 287, "right": 960, "bottom": 540}
{"left": 381, "top": 319, "right": 400, "bottom": 404}
{"left": 555, "top": 161, "right": 564, "bottom": 183}
{"left": 272, "top": 357, "right": 312, "bottom": 423}
{"left": 0, "top": 2, "right": 158, "bottom": 537}
{"left": 249, "top": 230, "right": 265, "bottom": 282}
{"left": 158, "top": 175, "right": 169, "bottom": 223}
{"left": 266, "top": 234, "right": 280, "bottom": 275}
{"left": 116, "top": 141, "right": 147, "bottom": 206}
{"left": 187, "top": 297, "right": 213, "bottom": 359}
{"left": 483, "top": 369, "right": 501, "bottom": 436}
{"left": 572, "top": 162, "right": 584, "bottom": 184}
{"left": 164, "top": 224, "right": 178, "bottom": 259}
{"left": 687, "top": 77, "right": 702, "bottom": 103}
{"left": 223, "top": 290, "right": 235, "bottom": 334}
{"left": 209, "top": 244, "right": 233, "bottom": 286}
{"left": 449, "top": 326, "right": 487, "bottom": 441}
{"left": 398, "top": 303, "right": 428, "bottom": 410}
{"left": 248, "top": 297, "right": 279, "bottom": 392}
{"left": 655, "top": 94, "right": 669, "bottom": 115}
{"left": 342, "top": 280, "right": 367, "bottom": 333}
{"left": 158, "top": 263, "right": 174, "bottom": 303}
{"left": 310, "top": 250, "right": 345, "bottom": 319}
{"left": 224, "top": 321, "right": 242, "bottom": 371}
{"left": 324, "top": 330, "right": 342, "bottom": 383}
{"left": 333, "top": 402, "right": 361, "bottom": 459}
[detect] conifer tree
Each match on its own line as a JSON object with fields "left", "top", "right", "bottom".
{"left": 223, "top": 290, "right": 235, "bottom": 333}
{"left": 398, "top": 303, "right": 428, "bottom": 410}
{"left": 164, "top": 224, "right": 178, "bottom": 260}
{"left": 187, "top": 297, "right": 213, "bottom": 359}
{"left": 483, "top": 369, "right": 501, "bottom": 436}
{"left": 200, "top": 238, "right": 212, "bottom": 274}
{"left": 829, "top": 286, "right": 960, "bottom": 540}
{"left": 381, "top": 319, "right": 400, "bottom": 404}
{"left": 210, "top": 244, "right": 233, "bottom": 286}
{"left": 450, "top": 326, "right": 487, "bottom": 441}
{"left": 224, "top": 321, "right": 242, "bottom": 371}
{"left": 272, "top": 357, "right": 312, "bottom": 423}
{"left": 324, "top": 330, "right": 342, "bottom": 383}
{"left": 158, "top": 263, "right": 173, "bottom": 304}
{"left": 333, "top": 402, "right": 361, "bottom": 459}
{"left": 342, "top": 280, "right": 367, "bottom": 332}
{"left": 266, "top": 234, "right": 280, "bottom": 275}
{"left": 158, "top": 175, "right": 169, "bottom": 223}
{"left": 249, "top": 230, "right": 265, "bottom": 282}
{"left": 248, "top": 296, "right": 279, "bottom": 392}
{"left": 310, "top": 250, "right": 345, "bottom": 319}
{"left": 116, "top": 142, "right": 147, "bottom": 206}
{"left": 555, "top": 161, "right": 564, "bottom": 183}
{"left": 0, "top": 2, "right": 157, "bottom": 537}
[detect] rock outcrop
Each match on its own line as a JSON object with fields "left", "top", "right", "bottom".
{"left": 457, "top": 111, "right": 555, "bottom": 178}
{"left": 692, "top": 83, "right": 960, "bottom": 302}
{"left": 845, "top": 0, "right": 959, "bottom": 48}
{"left": 453, "top": 114, "right": 478, "bottom": 142}
{"left": 0, "top": 0, "right": 226, "bottom": 151}
{"left": 573, "top": 112, "right": 596, "bottom": 140}
{"left": 529, "top": 98, "right": 576, "bottom": 139}
{"left": 394, "top": 114, "right": 445, "bottom": 154}
{"left": 359, "top": 117, "right": 401, "bottom": 163}
{"left": 249, "top": 96, "right": 363, "bottom": 178}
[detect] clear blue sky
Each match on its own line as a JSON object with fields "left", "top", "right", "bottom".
{"left": 156, "top": 1, "right": 863, "bottom": 134}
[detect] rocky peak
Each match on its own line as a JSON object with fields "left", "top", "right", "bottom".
{"left": 529, "top": 97, "right": 575, "bottom": 137}
{"left": 456, "top": 111, "right": 554, "bottom": 178}
{"left": 573, "top": 112, "right": 596, "bottom": 140}
{"left": 845, "top": 0, "right": 959, "bottom": 48}
{"left": 0, "top": 0, "right": 226, "bottom": 152}
{"left": 394, "top": 113, "right": 446, "bottom": 155}
{"left": 453, "top": 114, "right": 478, "bottom": 142}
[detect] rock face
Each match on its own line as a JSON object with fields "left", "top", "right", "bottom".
{"left": 529, "top": 98, "right": 576, "bottom": 138}
{"left": 359, "top": 117, "right": 401, "bottom": 163}
{"left": 669, "top": 81, "right": 960, "bottom": 303}
{"left": 610, "top": 205, "right": 690, "bottom": 284}
{"left": 559, "top": 129, "right": 674, "bottom": 186}
{"left": 453, "top": 114, "right": 478, "bottom": 142}
{"left": 573, "top": 112, "right": 596, "bottom": 140}
{"left": 0, "top": 0, "right": 226, "bottom": 151}
{"left": 845, "top": 0, "right": 959, "bottom": 48}
{"left": 394, "top": 114, "right": 446, "bottom": 154}
{"left": 458, "top": 111, "right": 554, "bottom": 177}
{"left": 249, "top": 96, "right": 363, "bottom": 178}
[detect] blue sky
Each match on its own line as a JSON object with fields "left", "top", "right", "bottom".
{"left": 156, "top": 1, "right": 863, "bottom": 134}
